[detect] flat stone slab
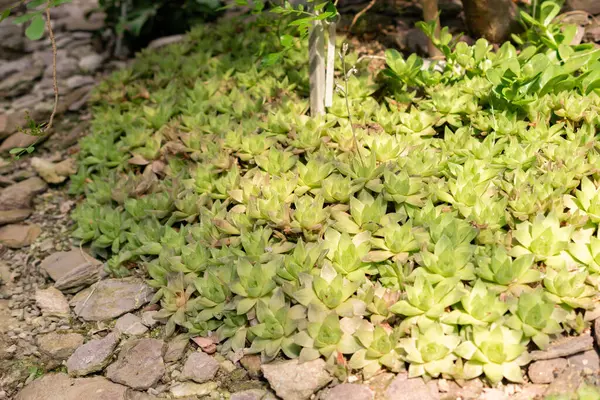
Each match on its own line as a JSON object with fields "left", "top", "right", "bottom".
{"left": 567, "top": 350, "right": 600, "bottom": 372}
{"left": 15, "top": 373, "right": 129, "bottom": 400}
{"left": 262, "top": 359, "right": 332, "bottom": 400}
{"left": 41, "top": 249, "right": 104, "bottom": 293}
{"left": 37, "top": 332, "right": 84, "bottom": 361}
{"left": 530, "top": 333, "right": 594, "bottom": 361}
{"left": 0, "top": 223, "right": 41, "bottom": 248}
{"left": 385, "top": 373, "right": 439, "bottom": 400}
{"left": 106, "top": 338, "right": 165, "bottom": 390}
{"left": 67, "top": 332, "right": 120, "bottom": 376}
{"left": 321, "top": 383, "right": 374, "bottom": 400}
{"left": 170, "top": 382, "right": 218, "bottom": 398}
{"left": 35, "top": 287, "right": 70, "bottom": 316}
{"left": 115, "top": 313, "right": 148, "bottom": 336}
{"left": 528, "top": 358, "right": 568, "bottom": 384}
{"left": 70, "top": 278, "right": 154, "bottom": 321}
{"left": 544, "top": 369, "right": 583, "bottom": 397}
{"left": 180, "top": 351, "right": 220, "bottom": 383}
{"left": 0, "top": 176, "right": 46, "bottom": 212}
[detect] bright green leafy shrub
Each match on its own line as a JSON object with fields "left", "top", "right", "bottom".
{"left": 72, "top": 9, "right": 600, "bottom": 384}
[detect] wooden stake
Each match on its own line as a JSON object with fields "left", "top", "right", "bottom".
{"left": 421, "top": 0, "right": 442, "bottom": 58}
{"left": 325, "top": 21, "right": 336, "bottom": 108}
{"left": 308, "top": 7, "right": 326, "bottom": 116}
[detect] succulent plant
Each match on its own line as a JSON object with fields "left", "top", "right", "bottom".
{"left": 442, "top": 280, "right": 508, "bottom": 326}
{"left": 349, "top": 320, "right": 404, "bottom": 378}
{"left": 73, "top": 16, "right": 600, "bottom": 381}
{"left": 543, "top": 265, "right": 596, "bottom": 310}
{"left": 511, "top": 212, "right": 574, "bottom": 265}
{"left": 454, "top": 324, "right": 530, "bottom": 383}
{"left": 247, "top": 289, "right": 306, "bottom": 361}
{"left": 389, "top": 275, "right": 465, "bottom": 329}
{"left": 475, "top": 246, "right": 541, "bottom": 292}
{"left": 400, "top": 321, "right": 461, "bottom": 379}
{"left": 294, "top": 305, "right": 363, "bottom": 362}
{"left": 504, "top": 287, "right": 565, "bottom": 350}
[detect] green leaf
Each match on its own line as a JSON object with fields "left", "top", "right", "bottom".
{"left": 13, "top": 12, "right": 39, "bottom": 24}
{"left": 9, "top": 147, "right": 25, "bottom": 154}
{"left": 27, "top": 0, "right": 47, "bottom": 9}
{"left": 280, "top": 34, "right": 294, "bottom": 48}
{"left": 25, "top": 14, "right": 45, "bottom": 40}
{"left": 1, "top": 9, "right": 10, "bottom": 22}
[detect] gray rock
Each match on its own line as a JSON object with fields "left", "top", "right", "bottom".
{"left": 385, "top": 373, "right": 439, "bottom": 400}
{"left": 79, "top": 53, "right": 104, "bottom": 72}
{"left": 147, "top": 35, "right": 185, "bottom": 49}
{"left": 0, "top": 110, "right": 27, "bottom": 138}
{"left": 0, "top": 131, "right": 44, "bottom": 153}
{"left": 125, "top": 390, "right": 160, "bottom": 400}
{"left": 0, "top": 209, "right": 33, "bottom": 225}
{"left": 478, "top": 389, "right": 504, "bottom": 400}
{"left": 321, "top": 384, "right": 374, "bottom": 400}
{"left": 169, "top": 382, "right": 218, "bottom": 398}
{"left": 231, "top": 389, "right": 269, "bottom": 400}
{"left": 15, "top": 373, "right": 130, "bottom": 400}
{"left": 115, "top": 313, "right": 148, "bottom": 336}
{"left": 0, "top": 63, "right": 44, "bottom": 98}
{"left": 41, "top": 249, "right": 104, "bottom": 293}
{"left": 0, "top": 177, "right": 47, "bottom": 215}
{"left": 37, "top": 332, "right": 84, "bottom": 360}
{"left": 35, "top": 287, "right": 70, "bottom": 316}
{"left": 180, "top": 352, "right": 220, "bottom": 383}
{"left": 0, "top": 18, "right": 25, "bottom": 58}
{"left": 0, "top": 57, "right": 34, "bottom": 81}
{"left": 528, "top": 358, "right": 568, "bottom": 384}
{"left": 45, "top": 55, "right": 79, "bottom": 79}
{"left": 530, "top": 333, "right": 594, "bottom": 360}
{"left": 141, "top": 311, "right": 159, "bottom": 328}
{"left": 510, "top": 384, "right": 548, "bottom": 400}
{"left": 364, "top": 373, "right": 395, "bottom": 400}
{"left": 30, "top": 157, "right": 76, "bottom": 184}
{"left": 544, "top": 369, "right": 583, "bottom": 397}
{"left": 0, "top": 223, "right": 41, "bottom": 248}
{"left": 567, "top": 350, "right": 600, "bottom": 372}
{"left": 240, "top": 354, "right": 262, "bottom": 379}
{"left": 566, "top": 0, "right": 600, "bottom": 14}
{"left": 125, "top": 390, "right": 159, "bottom": 400}
{"left": 439, "top": 379, "right": 483, "bottom": 400}
{"left": 64, "top": 9, "right": 105, "bottom": 31}
{"left": 106, "top": 338, "right": 166, "bottom": 390}
{"left": 164, "top": 335, "right": 188, "bottom": 362}
{"left": 70, "top": 278, "right": 154, "bottom": 321}
{"left": 66, "top": 75, "right": 95, "bottom": 90}
{"left": 12, "top": 93, "right": 45, "bottom": 111}
{"left": 594, "top": 318, "right": 600, "bottom": 348}
{"left": 67, "top": 332, "right": 120, "bottom": 376}
{"left": 262, "top": 359, "right": 332, "bottom": 400}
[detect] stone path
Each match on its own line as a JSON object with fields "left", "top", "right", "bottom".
{"left": 2, "top": 2, "right": 600, "bottom": 400}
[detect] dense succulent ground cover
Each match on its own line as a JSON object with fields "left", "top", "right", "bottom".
{"left": 71, "top": 9, "right": 600, "bottom": 385}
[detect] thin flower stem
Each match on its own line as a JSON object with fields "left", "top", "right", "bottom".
{"left": 45, "top": 3, "right": 58, "bottom": 133}
{"left": 340, "top": 44, "right": 364, "bottom": 166}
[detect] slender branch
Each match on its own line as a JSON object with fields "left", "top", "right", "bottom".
{"left": 324, "top": 21, "right": 336, "bottom": 108}
{"left": 356, "top": 54, "right": 385, "bottom": 63}
{"left": 348, "top": 0, "right": 376, "bottom": 32}
{"left": 340, "top": 44, "right": 364, "bottom": 165}
{"left": 45, "top": 4, "right": 58, "bottom": 133}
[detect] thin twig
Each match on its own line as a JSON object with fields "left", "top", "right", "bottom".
{"left": 340, "top": 44, "right": 364, "bottom": 165}
{"left": 348, "top": 0, "right": 376, "bottom": 32}
{"left": 356, "top": 54, "right": 385, "bottom": 63}
{"left": 44, "top": 4, "right": 58, "bottom": 133}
